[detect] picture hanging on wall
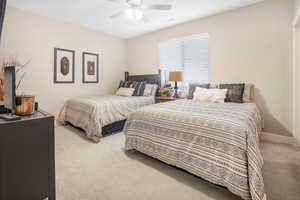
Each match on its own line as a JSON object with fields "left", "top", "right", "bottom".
{"left": 82, "top": 52, "right": 99, "bottom": 83}
{"left": 54, "top": 48, "right": 75, "bottom": 83}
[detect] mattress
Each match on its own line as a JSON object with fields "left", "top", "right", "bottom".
{"left": 58, "top": 95, "right": 154, "bottom": 142}
{"left": 124, "top": 99, "right": 266, "bottom": 200}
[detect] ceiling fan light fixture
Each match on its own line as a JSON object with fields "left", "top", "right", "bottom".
{"left": 125, "top": 8, "right": 143, "bottom": 21}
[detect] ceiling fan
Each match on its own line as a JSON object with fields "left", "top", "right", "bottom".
{"left": 108, "top": 0, "right": 173, "bottom": 22}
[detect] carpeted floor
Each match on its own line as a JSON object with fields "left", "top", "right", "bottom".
{"left": 55, "top": 126, "right": 300, "bottom": 200}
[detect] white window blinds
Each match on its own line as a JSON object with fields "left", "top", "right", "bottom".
{"left": 159, "top": 39, "right": 183, "bottom": 71}
{"left": 159, "top": 34, "right": 209, "bottom": 85}
{"left": 183, "top": 36, "right": 209, "bottom": 83}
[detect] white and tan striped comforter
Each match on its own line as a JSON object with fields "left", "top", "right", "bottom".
{"left": 58, "top": 95, "right": 154, "bottom": 142}
{"left": 124, "top": 99, "right": 266, "bottom": 200}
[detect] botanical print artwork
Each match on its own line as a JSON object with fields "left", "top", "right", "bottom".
{"left": 87, "top": 61, "right": 95, "bottom": 75}
{"left": 60, "top": 57, "right": 70, "bottom": 76}
{"left": 0, "top": 56, "right": 29, "bottom": 102}
{"left": 82, "top": 52, "right": 99, "bottom": 83}
{"left": 54, "top": 48, "right": 75, "bottom": 83}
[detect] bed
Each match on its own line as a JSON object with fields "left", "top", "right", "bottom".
{"left": 124, "top": 99, "right": 266, "bottom": 200}
{"left": 58, "top": 71, "right": 161, "bottom": 142}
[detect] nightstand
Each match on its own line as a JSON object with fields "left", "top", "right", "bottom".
{"left": 155, "top": 96, "right": 183, "bottom": 104}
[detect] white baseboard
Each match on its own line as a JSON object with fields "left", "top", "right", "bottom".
{"left": 261, "top": 132, "right": 300, "bottom": 147}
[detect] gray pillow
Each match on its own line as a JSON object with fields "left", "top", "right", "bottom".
{"left": 131, "top": 81, "right": 146, "bottom": 96}
{"left": 118, "top": 80, "right": 132, "bottom": 88}
{"left": 188, "top": 83, "right": 210, "bottom": 99}
{"left": 219, "top": 83, "right": 245, "bottom": 103}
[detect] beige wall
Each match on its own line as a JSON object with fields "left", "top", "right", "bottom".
{"left": 293, "top": 28, "right": 300, "bottom": 141}
{"left": 0, "top": 1, "right": 294, "bottom": 136}
{"left": 0, "top": 7, "right": 127, "bottom": 118}
{"left": 293, "top": 0, "right": 300, "bottom": 141}
{"left": 127, "top": 0, "right": 294, "bottom": 136}
{"left": 295, "top": 0, "right": 300, "bottom": 17}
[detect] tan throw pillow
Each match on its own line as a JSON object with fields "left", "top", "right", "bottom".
{"left": 116, "top": 88, "right": 135, "bottom": 97}
{"left": 193, "top": 87, "right": 227, "bottom": 103}
{"left": 143, "top": 84, "right": 158, "bottom": 96}
{"left": 243, "top": 83, "right": 254, "bottom": 102}
{"left": 150, "top": 85, "right": 158, "bottom": 96}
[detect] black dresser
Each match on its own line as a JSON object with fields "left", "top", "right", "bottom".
{"left": 0, "top": 110, "right": 55, "bottom": 200}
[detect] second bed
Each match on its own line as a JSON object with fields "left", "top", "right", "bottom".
{"left": 124, "top": 99, "right": 266, "bottom": 200}
{"left": 58, "top": 71, "right": 161, "bottom": 142}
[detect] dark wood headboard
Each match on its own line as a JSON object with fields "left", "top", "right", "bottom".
{"left": 125, "top": 71, "right": 161, "bottom": 86}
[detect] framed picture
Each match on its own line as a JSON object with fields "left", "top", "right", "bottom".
{"left": 54, "top": 48, "right": 75, "bottom": 83}
{"left": 82, "top": 52, "right": 99, "bottom": 83}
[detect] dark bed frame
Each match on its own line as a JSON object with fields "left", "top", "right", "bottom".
{"left": 102, "top": 71, "right": 161, "bottom": 136}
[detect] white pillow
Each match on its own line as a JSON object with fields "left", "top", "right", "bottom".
{"left": 243, "top": 83, "right": 254, "bottom": 102}
{"left": 143, "top": 84, "right": 158, "bottom": 97}
{"left": 193, "top": 87, "right": 227, "bottom": 103}
{"left": 116, "top": 87, "right": 135, "bottom": 97}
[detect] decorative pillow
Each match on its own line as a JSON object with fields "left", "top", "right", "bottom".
{"left": 209, "top": 83, "right": 218, "bottom": 89}
{"left": 118, "top": 80, "right": 132, "bottom": 88}
{"left": 219, "top": 83, "right": 245, "bottom": 103}
{"left": 193, "top": 87, "right": 227, "bottom": 103}
{"left": 188, "top": 83, "right": 210, "bottom": 99}
{"left": 143, "top": 84, "right": 158, "bottom": 97}
{"left": 150, "top": 85, "right": 158, "bottom": 96}
{"left": 118, "top": 80, "right": 124, "bottom": 88}
{"left": 131, "top": 81, "right": 146, "bottom": 96}
{"left": 116, "top": 87, "right": 135, "bottom": 97}
{"left": 243, "top": 83, "right": 254, "bottom": 102}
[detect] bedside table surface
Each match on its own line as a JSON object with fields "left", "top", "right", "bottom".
{"left": 155, "top": 96, "right": 183, "bottom": 100}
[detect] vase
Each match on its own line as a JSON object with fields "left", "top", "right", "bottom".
{"left": 15, "top": 95, "right": 35, "bottom": 116}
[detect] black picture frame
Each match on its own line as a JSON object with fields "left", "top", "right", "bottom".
{"left": 54, "top": 48, "right": 75, "bottom": 84}
{"left": 82, "top": 52, "right": 99, "bottom": 83}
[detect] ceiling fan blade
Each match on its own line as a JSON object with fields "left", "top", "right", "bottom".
{"left": 110, "top": 11, "right": 124, "bottom": 18}
{"left": 107, "top": 0, "right": 121, "bottom": 4}
{"left": 147, "top": 4, "right": 172, "bottom": 10}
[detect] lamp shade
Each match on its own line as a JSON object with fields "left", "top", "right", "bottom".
{"left": 169, "top": 72, "right": 182, "bottom": 82}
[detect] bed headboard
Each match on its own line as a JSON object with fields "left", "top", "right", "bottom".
{"left": 125, "top": 71, "right": 161, "bottom": 86}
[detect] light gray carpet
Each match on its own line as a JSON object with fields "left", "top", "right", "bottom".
{"left": 55, "top": 126, "right": 300, "bottom": 200}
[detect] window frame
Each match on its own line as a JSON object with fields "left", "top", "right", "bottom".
{"left": 158, "top": 33, "right": 210, "bottom": 86}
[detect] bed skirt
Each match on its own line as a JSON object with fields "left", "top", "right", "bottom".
{"left": 66, "top": 119, "right": 126, "bottom": 139}
{"left": 102, "top": 120, "right": 126, "bottom": 136}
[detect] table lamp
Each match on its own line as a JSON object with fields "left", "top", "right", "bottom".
{"left": 169, "top": 71, "right": 182, "bottom": 98}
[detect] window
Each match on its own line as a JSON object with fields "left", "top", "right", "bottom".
{"left": 159, "top": 34, "right": 209, "bottom": 86}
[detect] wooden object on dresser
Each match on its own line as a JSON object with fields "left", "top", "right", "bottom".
{"left": 0, "top": 110, "right": 55, "bottom": 200}
{"left": 155, "top": 96, "right": 183, "bottom": 104}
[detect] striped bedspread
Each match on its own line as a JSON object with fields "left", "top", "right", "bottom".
{"left": 58, "top": 95, "right": 154, "bottom": 142}
{"left": 124, "top": 99, "right": 266, "bottom": 200}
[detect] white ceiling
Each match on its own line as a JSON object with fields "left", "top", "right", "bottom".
{"left": 7, "top": 0, "right": 263, "bottom": 38}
